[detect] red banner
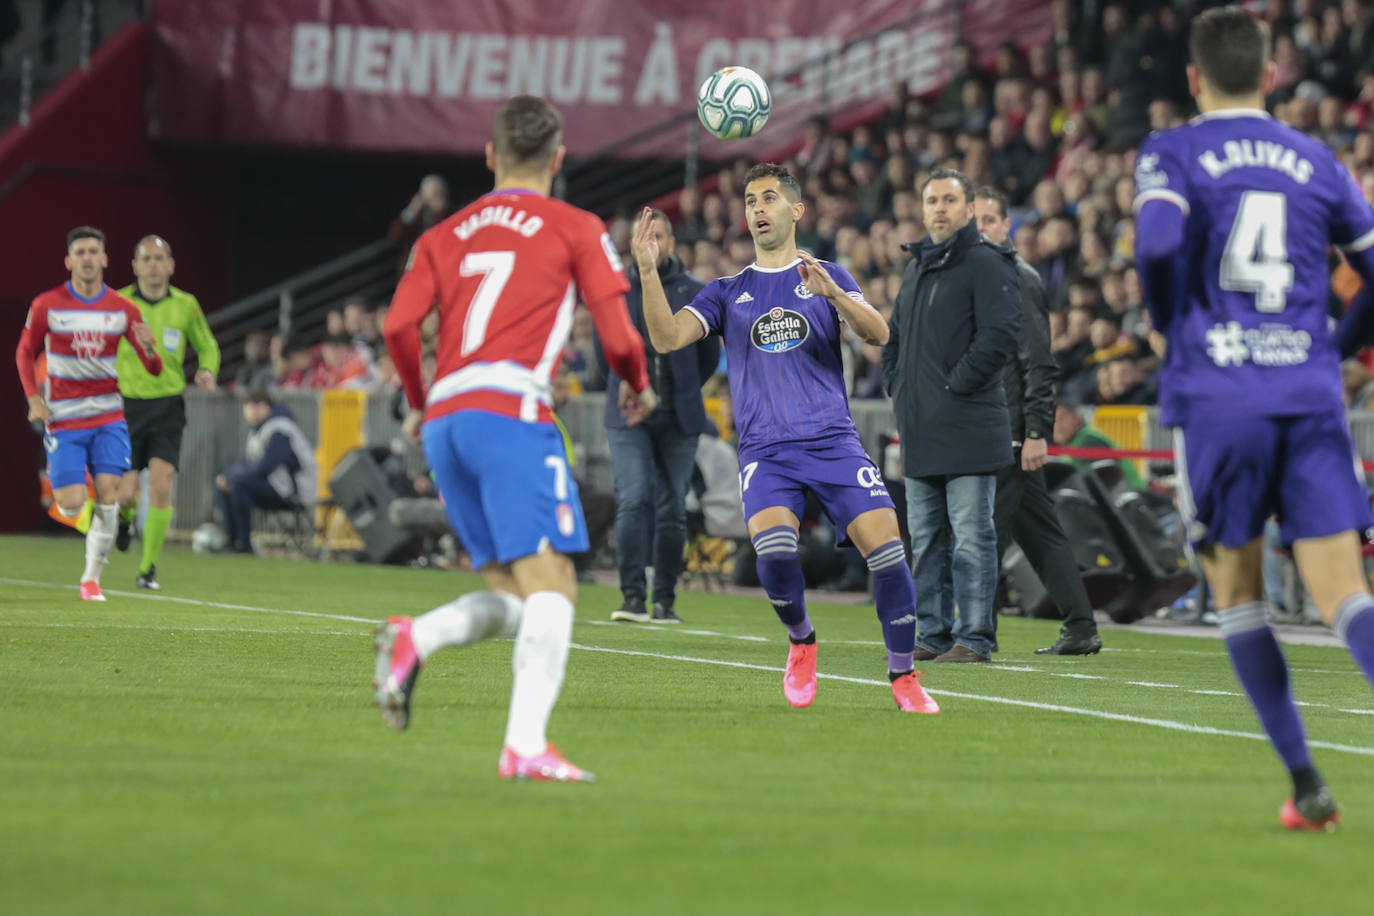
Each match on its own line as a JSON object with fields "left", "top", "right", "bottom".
{"left": 150, "top": 0, "right": 1049, "bottom": 157}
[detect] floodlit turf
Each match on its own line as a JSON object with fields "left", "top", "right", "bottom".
{"left": 2, "top": 533, "right": 1373, "bottom": 915}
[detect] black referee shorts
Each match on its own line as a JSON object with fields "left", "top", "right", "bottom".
{"left": 123, "top": 394, "right": 187, "bottom": 471}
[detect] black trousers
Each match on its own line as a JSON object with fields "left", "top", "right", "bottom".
{"left": 994, "top": 455, "right": 1098, "bottom": 634}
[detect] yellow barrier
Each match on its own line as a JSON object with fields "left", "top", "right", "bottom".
{"left": 704, "top": 395, "right": 734, "bottom": 441}
{"left": 316, "top": 390, "right": 367, "bottom": 551}
{"left": 1091, "top": 405, "right": 1148, "bottom": 478}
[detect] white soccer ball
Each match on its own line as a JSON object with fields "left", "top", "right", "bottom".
{"left": 697, "top": 67, "right": 771, "bottom": 140}
{"left": 191, "top": 522, "right": 227, "bottom": 554}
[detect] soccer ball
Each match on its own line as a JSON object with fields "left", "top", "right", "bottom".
{"left": 697, "top": 67, "right": 771, "bottom": 140}
{"left": 191, "top": 522, "right": 227, "bottom": 554}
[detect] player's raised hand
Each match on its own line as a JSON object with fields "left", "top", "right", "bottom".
{"left": 629, "top": 207, "right": 659, "bottom": 272}
{"left": 797, "top": 251, "right": 842, "bottom": 301}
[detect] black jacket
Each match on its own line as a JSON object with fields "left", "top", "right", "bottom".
{"left": 882, "top": 220, "right": 1021, "bottom": 477}
{"left": 599, "top": 255, "right": 720, "bottom": 435}
{"left": 1000, "top": 243, "right": 1056, "bottom": 443}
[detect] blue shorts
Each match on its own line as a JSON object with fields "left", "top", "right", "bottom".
{"left": 1175, "top": 412, "right": 1373, "bottom": 548}
{"left": 739, "top": 438, "right": 895, "bottom": 545}
{"left": 45, "top": 422, "right": 132, "bottom": 489}
{"left": 422, "top": 410, "right": 588, "bottom": 570}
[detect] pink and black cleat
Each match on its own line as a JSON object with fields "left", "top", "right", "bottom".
{"left": 79, "top": 580, "right": 106, "bottom": 602}
{"left": 1280, "top": 788, "right": 1340, "bottom": 832}
{"left": 373, "top": 616, "right": 422, "bottom": 730}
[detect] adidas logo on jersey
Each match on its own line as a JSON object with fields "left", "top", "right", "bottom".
{"left": 734, "top": 291, "right": 754, "bottom": 303}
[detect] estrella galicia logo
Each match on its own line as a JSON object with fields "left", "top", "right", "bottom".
{"left": 751, "top": 307, "right": 810, "bottom": 353}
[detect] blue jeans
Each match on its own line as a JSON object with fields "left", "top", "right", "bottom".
{"left": 217, "top": 466, "right": 295, "bottom": 549}
{"left": 905, "top": 473, "right": 999, "bottom": 657}
{"left": 607, "top": 415, "right": 699, "bottom": 607}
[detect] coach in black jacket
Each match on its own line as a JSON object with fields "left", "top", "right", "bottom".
{"left": 974, "top": 187, "right": 1102, "bottom": 656}
{"left": 599, "top": 210, "right": 720, "bottom": 624}
{"left": 883, "top": 168, "right": 1020, "bottom": 663}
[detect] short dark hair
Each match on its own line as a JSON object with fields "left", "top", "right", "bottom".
{"left": 973, "top": 185, "right": 1009, "bottom": 220}
{"left": 920, "top": 168, "right": 973, "bottom": 203}
{"left": 66, "top": 226, "right": 105, "bottom": 250}
{"left": 649, "top": 208, "right": 673, "bottom": 236}
{"left": 243, "top": 387, "right": 273, "bottom": 406}
{"left": 743, "top": 163, "right": 802, "bottom": 203}
{"left": 1189, "top": 7, "right": 1267, "bottom": 98}
{"left": 492, "top": 95, "right": 563, "bottom": 169}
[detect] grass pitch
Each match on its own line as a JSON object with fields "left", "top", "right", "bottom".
{"left": 2, "top": 533, "right": 1372, "bottom": 915}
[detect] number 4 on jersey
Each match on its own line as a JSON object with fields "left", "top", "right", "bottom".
{"left": 1220, "top": 191, "right": 1294, "bottom": 313}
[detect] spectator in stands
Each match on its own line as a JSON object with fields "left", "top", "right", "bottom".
{"left": 603, "top": 210, "right": 720, "bottom": 623}
{"left": 342, "top": 297, "right": 380, "bottom": 360}
{"left": 676, "top": 186, "right": 710, "bottom": 244}
{"left": 325, "top": 309, "right": 345, "bottom": 337}
{"left": 1053, "top": 400, "right": 1144, "bottom": 489}
{"left": 214, "top": 389, "right": 317, "bottom": 554}
{"left": 312, "top": 334, "right": 373, "bottom": 390}
{"left": 235, "top": 329, "right": 276, "bottom": 391}
{"left": 561, "top": 306, "right": 603, "bottom": 391}
{"left": 276, "top": 337, "right": 317, "bottom": 389}
{"left": 884, "top": 167, "right": 1021, "bottom": 664}
{"left": 388, "top": 174, "right": 450, "bottom": 277}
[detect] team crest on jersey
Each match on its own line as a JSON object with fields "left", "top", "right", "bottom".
{"left": 71, "top": 328, "right": 105, "bottom": 360}
{"left": 751, "top": 307, "right": 810, "bottom": 353}
{"left": 556, "top": 502, "right": 576, "bottom": 537}
{"left": 793, "top": 282, "right": 815, "bottom": 300}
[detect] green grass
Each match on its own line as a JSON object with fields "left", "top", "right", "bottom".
{"left": 2, "top": 532, "right": 1372, "bottom": 915}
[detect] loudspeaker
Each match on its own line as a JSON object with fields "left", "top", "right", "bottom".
{"left": 328, "top": 448, "right": 422, "bottom": 564}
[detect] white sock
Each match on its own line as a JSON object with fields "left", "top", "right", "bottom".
{"left": 411, "top": 591, "right": 523, "bottom": 660}
{"left": 83, "top": 503, "right": 118, "bottom": 584}
{"left": 503, "top": 591, "right": 575, "bottom": 757}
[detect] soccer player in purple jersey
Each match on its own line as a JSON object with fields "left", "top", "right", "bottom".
{"left": 1134, "top": 8, "right": 1374, "bottom": 831}
{"left": 631, "top": 163, "right": 939, "bottom": 714}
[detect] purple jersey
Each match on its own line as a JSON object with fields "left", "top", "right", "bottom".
{"left": 1134, "top": 109, "right": 1374, "bottom": 426}
{"left": 683, "top": 258, "right": 866, "bottom": 458}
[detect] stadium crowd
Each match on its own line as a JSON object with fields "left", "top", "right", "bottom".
{"left": 228, "top": 1, "right": 1374, "bottom": 416}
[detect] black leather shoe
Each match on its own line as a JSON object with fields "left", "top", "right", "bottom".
{"left": 651, "top": 603, "right": 683, "bottom": 624}
{"left": 1035, "top": 631, "right": 1103, "bottom": 655}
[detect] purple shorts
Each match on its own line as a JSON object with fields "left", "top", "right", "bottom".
{"left": 738, "top": 438, "right": 895, "bottom": 545}
{"left": 1175, "top": 411, "right": 1373, "bottom": 548}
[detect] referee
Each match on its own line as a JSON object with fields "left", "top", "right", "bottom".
{"left": 114, "top": 236, "right": 221, "bottom": 590}
{"left": 972, "top": 188, "right": 1102, "bottom": 655}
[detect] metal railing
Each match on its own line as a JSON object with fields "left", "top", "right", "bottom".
{"left": 209, "top": 238, "right": 399, "bottom": 369}
{"left": 0, "top": 0, "right": 146, "bottom": 128}
{"left": 209, "top": 1, "right": 964, "bottom": 369}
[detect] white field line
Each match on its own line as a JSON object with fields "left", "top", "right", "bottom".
{"left": 0, "top": 577, "right": 374, "bottom": 623}
{"left": 7, "top": 576, "right": 1374, "bottom": 741}
{"left": 586, "top": 618, "right": 1373, "bottom": 714}
{"left": 570, "top": 643, "right": 1374, "bottom": 758}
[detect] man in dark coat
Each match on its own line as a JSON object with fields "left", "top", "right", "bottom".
{"left": 599, "top": 210, "right": 720, "bottom": 623}
{"left": 882, "top": 168, "right": 1020, "bottom": 662}
{"left": 973, "top": 186, "right": 1103, "bottom": 656}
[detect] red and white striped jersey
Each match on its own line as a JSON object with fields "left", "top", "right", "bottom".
{"left": 15, "top": 282, "right": 164, "bottom": 431}
{"left": 385, "top": 188, "right": 649, "bottom": 425}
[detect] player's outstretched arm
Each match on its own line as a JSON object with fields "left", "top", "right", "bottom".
{"left": 631, "top": 208, "right": 705, "bottom": 353}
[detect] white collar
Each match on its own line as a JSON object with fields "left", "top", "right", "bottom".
{"left": 1190, "top": 108, "right": 1273, "bottom": 124}
{"left": 747, "top": 258, "right": 802, "bottom": 273}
